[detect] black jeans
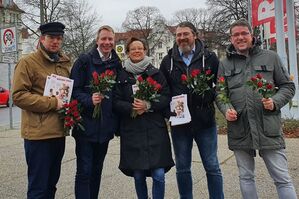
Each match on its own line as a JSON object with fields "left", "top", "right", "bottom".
{"left": 24, "top": 137, "right": 65, "bottom": 199}
{"left": 74, "top": 138, "right": 109, "bottom": 199}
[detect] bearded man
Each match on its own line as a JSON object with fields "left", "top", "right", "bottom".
{"left": 160, "top": 21, "right": 224, "bottom": 199}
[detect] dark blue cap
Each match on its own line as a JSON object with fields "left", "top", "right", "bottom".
{"left": 39, "top": 22, "right": 65, "bottom": 35}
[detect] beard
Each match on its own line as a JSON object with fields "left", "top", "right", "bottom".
{"left": 178, "top": 39, "right": 194, "bottom": 55}
{"left": 179, "top": 45, "right": 192, "bottom": 54}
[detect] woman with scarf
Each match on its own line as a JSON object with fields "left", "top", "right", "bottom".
{"left": 113, "top": 37, "right": 174, "bottom": 199}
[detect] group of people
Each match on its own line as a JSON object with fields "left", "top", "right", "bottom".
{"left": 12, "top": 18, "right": 297, "bottom": 199}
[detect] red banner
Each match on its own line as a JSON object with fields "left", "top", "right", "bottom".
{"left": 251, "top": 0, "right": 287, "bottom": 44}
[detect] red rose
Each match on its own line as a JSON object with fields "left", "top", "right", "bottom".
{"left": 191, "top": 69, "right": 200, "bottom": 78}
{"left": 137, "top": 76, "right": 143, "bottom": 82}
{"left": 105, "top": 69, "right": 114, "bottom": 76}
{"left": 100, "top": 73, "right": 105, "bottom": 79}
{"left": 251, "top": 77, "right": 257, "bottom": 82}
{"left": 146, "top": 76, "right": 155, "bottom": 85}
{"left": 256, "top": 73, "right": 263, "bottom": 79}
{"left": 257, "top": 81, "right": 263, "bottom": 88}
{"left": 65, "top": 122, "right": 72, "bottom": 127}
{"left": 69, "top": 120, "right": 75, "bottom": 126}
{"left": 218, "top": 76, "right": 225, "bottom": 84}
{"left": 266, "top": 83, "right": 273, "bottom": 90}
{"left": 70, "top": 100, "right": 78, "bottom": 107}
{"left": 154, "top": 83, "right": 162, "bottom": 91}
{"left": 108, "top": 70, "right": 114, "bottom": 76}
{"left": 73, "top": 111, "right": 79, "bottom": 117}
{"left": 181, "top": 74, "right": 187, "bottom": 81}
{"left": 205, "top": 69, "right": 212, "bottom": 75}
{"left": 65, "top": 116, "right": 71, "bottom": 121}
{"left": 92, "top": 71, "right": 99, "bottom": 85}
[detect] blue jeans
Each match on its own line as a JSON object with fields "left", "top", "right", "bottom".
{"left": 133, "top": 168, "right": 165, "bottom": 199}
{"left": 171, "top": 126, "right": 224, "bottom": 199}
{"left": 234, "top": 149, "right": 297, "bottom": 199}
{"left": 74, "top": 138, "right": 109, "bottom": 199}
{"left": 24, "top": 137, "right": 65, "bottom": 199}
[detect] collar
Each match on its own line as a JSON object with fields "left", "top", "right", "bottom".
{"left": 97, "top": 47, "right": 112, "bottom": 61}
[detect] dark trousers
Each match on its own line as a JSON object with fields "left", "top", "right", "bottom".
{"left": 74, "top": 138, "right": 109, "bottom": 199}
{"left": 24, "top": 137, "right": 65, "bottom": 199}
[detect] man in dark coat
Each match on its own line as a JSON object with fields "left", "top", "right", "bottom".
{"left": 160, "top": 21, "right": 224, "bottom": 199}
{"left": 70, "top": 25, "right": 122, "bottom": 199}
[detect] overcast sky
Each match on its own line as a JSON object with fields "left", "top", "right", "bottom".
{"left": 87, "top": 0, "right": 207, "bottom": 31}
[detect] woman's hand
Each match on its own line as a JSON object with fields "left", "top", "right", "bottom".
{"left": 92, "top": 92, "right": 104, "bottom": 106}
{"left": 132, "top": 98, "right": 147, "bottom": 115}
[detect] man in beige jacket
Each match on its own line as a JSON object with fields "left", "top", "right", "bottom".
{"left": 13, "top": 22, "right": 71, "bottom": 199}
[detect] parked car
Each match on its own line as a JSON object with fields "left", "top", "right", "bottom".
{"left": 0, "top": 87, "right": 10, "bottom": 107}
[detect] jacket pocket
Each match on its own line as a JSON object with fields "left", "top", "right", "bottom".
{"left": 227, "top": 110, "right": 247, "bottom": 139}
{"left": 225, "top": 67, "right": 243, "bottom": 89}
{"left": 253, "top": 65, "right": 274, "bottom": 82}
{"left": 262, "top": 110, "right": 282, "bottom": 137}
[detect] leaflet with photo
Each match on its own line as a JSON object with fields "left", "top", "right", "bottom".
{"left": 169, "top": 94, "right": 191, "bottom": 126}
{"left": 43, "top": 74, "right": 74, "bottom": 104}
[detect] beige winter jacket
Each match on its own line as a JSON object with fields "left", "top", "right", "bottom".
{"left": 13, "top": 47, "right": 71, "bottom": 140}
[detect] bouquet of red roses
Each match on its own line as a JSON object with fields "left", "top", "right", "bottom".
{"left": 131, "top": 75, "right": 162, "bottom": 118}
{"left": 181, "top": 68, "right": 214, "bottom": 96}
{"left": 58, "top": 99, "right": 85, "bottom": 135}
{"left": 90, "top": 69, "right": 116, "bottom": 118}
{"left": 247, "top": 73, "right": 275, "bottom": 99}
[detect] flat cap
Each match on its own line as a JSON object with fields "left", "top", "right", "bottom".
{"left": 39, "top": 22, "right": 65, "bottom": 35}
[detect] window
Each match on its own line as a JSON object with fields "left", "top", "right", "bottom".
{"left": 158, "top": 42, "right": 163, "bottom": 49}
{"left": 158, "top": 53, "right": 163, "bottom": 60}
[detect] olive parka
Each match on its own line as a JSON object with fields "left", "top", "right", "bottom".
{"left": 216, "top": 44, "right": 295, "bottom": 150}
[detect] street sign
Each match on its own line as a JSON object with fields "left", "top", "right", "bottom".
{"left": 2, "top": 53, "right": 16, "bottom": 63}
{"left": 116, "top": 44, "right": 125, "bottom": 53}
{"left": 1, "top": 27, "right": 17, "bottom": 53}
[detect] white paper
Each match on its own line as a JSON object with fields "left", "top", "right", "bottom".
{"left": 43, "top": 74, "right": 74, "bottom": 104}
{"left": 132, "top": 84, "right": 139, "bottom": 95}
{"left": 169, "top": 94, "right": 191, "bottom": 126}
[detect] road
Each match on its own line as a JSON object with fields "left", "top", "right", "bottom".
{"left": 0, "top": 106, "right": 21, "bottom": 128}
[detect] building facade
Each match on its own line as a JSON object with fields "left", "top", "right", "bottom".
{"left": 0, "top": 0, "right": 24, "bottom": 62}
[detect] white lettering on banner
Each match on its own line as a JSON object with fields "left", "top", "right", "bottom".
{"left": 252, "top": 0, "right": 287, "bottom": 44}
{"left": 258, "top": 1, "right": 274, "bottom": 21}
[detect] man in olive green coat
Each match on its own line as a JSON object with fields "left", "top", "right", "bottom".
{"left": 216, "top": 19, "right": 297, "bottom": 199}
{"left": 13, "top": 22, "right": 71, "bottom": 198}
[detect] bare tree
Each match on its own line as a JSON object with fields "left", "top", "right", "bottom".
{"left": 122, "top": 6, "right": 167, "bottom": 56}
{"left": 173, "top": 8, "right": 211, "bottom": 31}
{"left": 172, "top": 8, "right": 219, "bottom": 48}
{"left": 15, "top": 0, "right": 66, "bottom": 36}
{"left": 206, "top": 0, "right": 248, "bottom": 48}
{"left": 62, "top": 0, "right": 101, "bottom": 59}
{"left": 15, "top": 0, "right": 101, "bottom": 57}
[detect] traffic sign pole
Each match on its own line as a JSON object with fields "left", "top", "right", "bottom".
{"left": 8, "top": 63, "right": 13, "bottom": 129}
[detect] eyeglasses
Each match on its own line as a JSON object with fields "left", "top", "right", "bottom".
{"left": 129, "top": 47, "right": 144, "bottom": 52}
{"left": 231, "top": 32, "right": 251, "bottom": 38}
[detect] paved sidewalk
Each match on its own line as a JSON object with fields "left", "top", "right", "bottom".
{"left": 0, "top": 129, "right": 298, "bottom": 199}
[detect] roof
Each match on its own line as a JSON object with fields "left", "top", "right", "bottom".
{"left": 115, "top": 26, "right": 176, "bottom": 43}
{"left": 115, "top": 29, "right": 149, "bottom": 43}
{"left": 0, "top": 0, "right": 24, "bottom": 13}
